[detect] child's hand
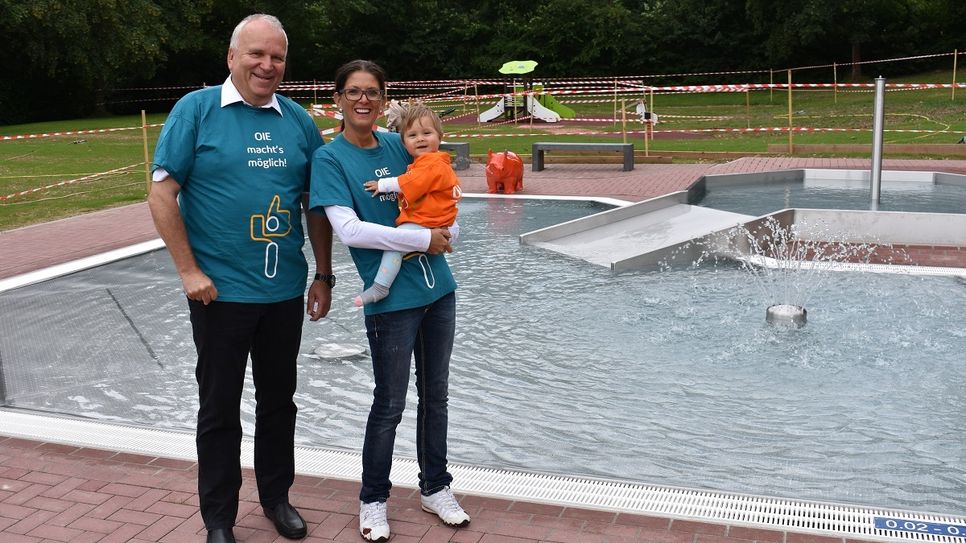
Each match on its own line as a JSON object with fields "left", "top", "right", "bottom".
{"left": 363, "top": 180, "right": 381, "bottom": 196}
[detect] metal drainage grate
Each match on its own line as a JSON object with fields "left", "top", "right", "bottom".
{"left": 1, "top": 409, "right": 963, "bottom": 542}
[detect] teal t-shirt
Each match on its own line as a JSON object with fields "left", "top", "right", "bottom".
{"left": 310, "top": 132, "right": 457, "bottom": 315}
{"left": 153, "top": 86, "right": 324, "bottom": 302}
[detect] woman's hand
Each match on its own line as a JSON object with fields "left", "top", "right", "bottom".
{"left": 428, "top": 227, "right": 452, "bottom": 254}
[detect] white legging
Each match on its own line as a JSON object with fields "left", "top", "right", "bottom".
{"left": 372, "top": 222, "right": 435, "bottom": 289}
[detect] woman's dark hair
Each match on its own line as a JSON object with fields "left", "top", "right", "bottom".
{"left": 334, "top": 60, "right": 387, "bottom": 131}
{"left": 334, "top": 60, "right": 387, "bottom": 92}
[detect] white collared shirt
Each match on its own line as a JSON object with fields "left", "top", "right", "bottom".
{"left": 219, "top": 75, "right": 283, "bottom": 114}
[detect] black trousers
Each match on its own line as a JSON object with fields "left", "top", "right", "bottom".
{"left": 188, "top": 296, "right": 303, "bottom": 530}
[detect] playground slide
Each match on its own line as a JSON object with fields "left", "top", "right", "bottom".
{"left": 526, "top": 97, "right": 561, "bottom": 122}
{"left": 478, "top": 95, "right": 562, "bottom": 123}
{"left": 479, "top": 82, "right": 575, "bottom": 123}
{"left": 478, "top": 99, "right": 505, "bottom": 122}
{"left": 535, "top": 92, "right": 575, "bottom": 119}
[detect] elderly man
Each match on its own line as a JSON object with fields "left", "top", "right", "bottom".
{"left": 148, "top": 13, "right": 332, "bottom": 543}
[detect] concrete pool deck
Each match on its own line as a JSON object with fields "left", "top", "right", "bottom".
{"left": 2, "top": 156, "right": 966, "bottom": 542}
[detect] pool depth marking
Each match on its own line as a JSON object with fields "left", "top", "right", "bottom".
{"left": 875, "top": 517, "right": 966, "bottom": 538}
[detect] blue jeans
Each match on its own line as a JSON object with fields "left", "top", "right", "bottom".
{"left": 360, "top": 291, "right": 456, "bottom": 503}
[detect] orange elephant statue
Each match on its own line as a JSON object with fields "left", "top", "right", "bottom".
{"left": 485, "top": 149, "right": 524, "bottom": 194}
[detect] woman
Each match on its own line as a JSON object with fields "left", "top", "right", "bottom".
{"left": 309, "top": 60, "right": 470, "bottom": 542}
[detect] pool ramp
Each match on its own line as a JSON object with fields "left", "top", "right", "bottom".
{"left": 520, "top": 192, "right": 753, "bottom": 272}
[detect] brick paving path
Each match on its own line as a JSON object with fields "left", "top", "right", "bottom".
{"left": 1, "top": 436, "right": 880, "bottom": 543}
{"left": 3, "top": 156, "right": 965, "bottom": 542}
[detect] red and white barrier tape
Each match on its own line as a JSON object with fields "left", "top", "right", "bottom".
{"left": 444, "top": 132, "right": 593, "bottom": 138}
{"left": 654, "top": 126, "right": 957, "bottom": 134}
{"left": 244, "top": 80, "right": 966, "bottom": 113}
{"left": 792, "top": 51, "right": 957, "bottom": 72}
{"left": 1, "top": 163, "right": 142, "bottom": 202}
{"left": 1, "top": 124, "right": 164, "bottom": 142}
{"left": 445, "top": 115, "right": 537, "bottom": 134}
{"left": 440, "top": 125, "right": 956, "bottom": 139}
{"left": 110, "top": 84, "right": 205, "bottom": 92}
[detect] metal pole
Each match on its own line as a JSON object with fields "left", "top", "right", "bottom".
{"left": 870, "top": 76, "right": 886, "bottom": 210}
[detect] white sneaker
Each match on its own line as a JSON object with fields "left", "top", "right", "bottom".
{"left": 359, "top": 500, "right": 390, "bottom": 541}
{"left": 420, "top": 487, "right": 470, "bottom": 527}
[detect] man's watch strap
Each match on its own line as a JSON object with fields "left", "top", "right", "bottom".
{"left": 314, "top": 273, "right": 336, "bottom": 288}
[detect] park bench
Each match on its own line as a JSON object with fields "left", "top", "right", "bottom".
{"left": 531, "top": 142, "right": 634, "bottom": 172}
{"left": 439, "top": 142, "right": 471, "bottom": 170}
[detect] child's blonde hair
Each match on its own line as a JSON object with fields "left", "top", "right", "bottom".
{"left": 396, "top": 103, "right": 444, "bottom": 139}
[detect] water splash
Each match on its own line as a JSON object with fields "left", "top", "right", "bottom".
{"left": 663, "top": 214, "right": 912, "bottom": 328}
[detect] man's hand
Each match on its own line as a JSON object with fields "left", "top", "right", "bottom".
{"left": 181, "top": 269, "right": 218, "bottom": 305}
{"left": 307, "top": 280, "right": 332, "bottom": 321}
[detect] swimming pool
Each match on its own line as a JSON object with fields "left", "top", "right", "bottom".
{"left": 1, "top": 197, "right": 964, "bottom": 516}
{"left": 697, "top": 172, "right": 966, "bottom": 216}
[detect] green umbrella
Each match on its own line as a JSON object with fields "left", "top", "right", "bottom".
{"left": 498, "top": 60, "right": 538, "bottom": 75}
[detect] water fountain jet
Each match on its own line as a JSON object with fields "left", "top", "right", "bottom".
{"left": 765, "top": 303, "right": 807, "bottom": 328}
{"left": 710, "top": 213, "right": 897, "bottom": 329}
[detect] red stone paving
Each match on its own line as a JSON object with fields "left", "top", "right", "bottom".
{"left": 1, "top": 435, "right": 888, "bottom": 543}
{"left": 3, "top": 156, "right": 965, "bottom": 541}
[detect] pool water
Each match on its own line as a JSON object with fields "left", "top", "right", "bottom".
{"left": 1, "top": 198, "right": 964, "bottom": 515}
{"left": 698, "top": 178, "right": 966, "bottom": 216}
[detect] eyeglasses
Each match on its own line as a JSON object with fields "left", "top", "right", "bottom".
{"left": 338, "top": 88, "right": 384, "bottom": 101}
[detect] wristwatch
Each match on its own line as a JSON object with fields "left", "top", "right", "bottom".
{"left": 313, "top": 273, "right": 336, "bottom": 288}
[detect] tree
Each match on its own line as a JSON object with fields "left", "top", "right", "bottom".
{"left": 635, "top": 0, "right": 766, "bottom": 81}
{"left": 0, "top": 0, "right": 211, "bottom": 122}
{"left": 746, "top": 0, "right": 915, "bottom": 80}
{"left": 519, "top": 0, "right": 644, "bottom": 76}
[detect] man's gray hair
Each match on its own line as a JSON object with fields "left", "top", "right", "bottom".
{"left": 229, "top": 14, "right": 288, "bottom": 50}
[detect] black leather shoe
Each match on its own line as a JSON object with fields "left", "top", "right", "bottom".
{"left": 206, "top": 528, "right": 236, "bottom": 543}
{"left": 263, "top": 502, "right": 307, "bottom": 539}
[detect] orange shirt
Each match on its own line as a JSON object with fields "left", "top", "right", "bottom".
{"left": 396, "top": 151, "right": 461, "bottom": 227}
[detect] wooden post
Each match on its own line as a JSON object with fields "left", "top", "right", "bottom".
{"left": 745, "top": 87, "right": 751, "bottom": 129}
{"left": 787, "top": 70, "right": 794, "bottom": 154}
{"left": 953, "top": 49, "right": 958, "bottom": 101}
{"left": 613, "top": 78, "right": 618, "bottom": 125}
{"left": 474, "top": 83, "right": 481, "bottom": 128}
{"left": 141, "top": 110, "right": 151, "bottom": 194}
{"left": 769, "top": 69, "right": 774, "bottom": 103}
{"left": 833, "top": 62, "right": 838, "bottom": 104}
{"left": 621, "top": 99, "right": 627, "bottom": 144}
{"left": 529, "top": 88, "right": 534, "bottom": 131}
{"left": 643, "top": 108, "right": 650, "bottom": 158}
{"left": 641, "top": 81, "right": 647, "bottom": 138}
